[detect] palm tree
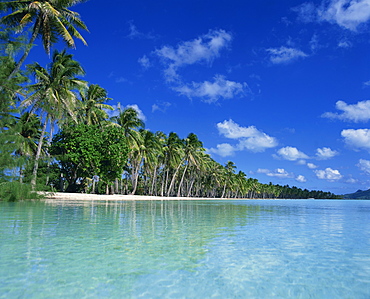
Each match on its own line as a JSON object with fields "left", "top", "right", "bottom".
{"left": 14, "top": 112, "right": 42, "bottom": 183}
{"left": 0, "top": 0, "right": 89, "bottom": 79}
{"left": 176, "top": 133, "right": 204, "bottom": 197}
{"left": 221, "top": 161, "right": 236, "bottom": 198}
{"left": 77, "top": 84, "right": 113, "bottom": 127}
{"left": 139, "top": 129, "right": 163, "bottom": 195}
{"left": 22, "top": 49, "right": 86, "bottom": 189}
{"left": 111, "top": 107, "right": 144, "bottom": 149}
{"left": 111, "top": 107, "right": 144, "bottom": 194}
{"left": 164, "top": 132, "right": 184, "bottom": 196}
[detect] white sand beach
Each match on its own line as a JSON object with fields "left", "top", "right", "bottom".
{"left": 43, "top": 192, "right": 223, "bottom": 201}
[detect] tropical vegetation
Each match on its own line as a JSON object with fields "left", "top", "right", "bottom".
{"left": 0, "top": 0, "right": 340, "bottom": 201}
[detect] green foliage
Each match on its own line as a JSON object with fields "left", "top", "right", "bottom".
{"left": 342, "top": 189, "right": 369, "bottom": 199}
{"left": 0, "top": 181, "right": 43, "bottom": 202}
{"left": 50, "top": 123, "right": 130, "bottom": 192}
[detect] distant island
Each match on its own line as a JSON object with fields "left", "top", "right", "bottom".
{"left": 343, "top": 189, "right": 370, "bottom": 200}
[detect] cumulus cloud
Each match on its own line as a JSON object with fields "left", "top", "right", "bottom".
{"left": 319, "top": 0, "right": 370, "bottom": 31}
{"left": 155, "top": 29, "right": 232, "bottom": 81}
{"left": 322, "top": 100, "right": 370, "bottom": 122}
{"left": 341, "top": 128, "right": 370, "bottom": 151}
{"left": 357, "top": 159, "right": 370, "bottom": 174}
{"left": 208, "top": 119, "right": 278, "bottom": 156}
{"left": 307, "top": 162, "right": 318, "bottom": 169}
{"left": 257, "top": 168, "right": 292, "bottom": 178}
{"left": 294, "top": 0, "right": 370, "bottom": 31}
{"left": 316, "top": 147, "right": 339, "bottom": 159}
{"left": 296, "top": 175, "right": 307, "bottom": 183}
{"left": 314, "top": 168, "right": 343, "bottom": 181}
{"left": 207, "top": 143, "right": 237, "bottom": 157}
{"left": 266, "top": 46, "right": 308, "bottom": 64}
{"left": 174, "top": 75, "right": 248, "bottom": 102}
{"left": 275, "top": 146, "right": 309, "bottom": 161}
{"left": 218, "top": 119, "right": 278, "bottom": 152}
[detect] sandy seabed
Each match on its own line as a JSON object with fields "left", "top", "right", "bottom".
{"left": 43, "top": 192, "right": 224, "bottom": 201}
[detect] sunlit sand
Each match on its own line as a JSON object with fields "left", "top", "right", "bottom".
{"left": 43, "top": 192, "right": 223, "bottom": 201}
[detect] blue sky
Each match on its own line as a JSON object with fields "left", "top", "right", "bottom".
{"left": 27, "top": 0, "right": 370, "bottom": 195}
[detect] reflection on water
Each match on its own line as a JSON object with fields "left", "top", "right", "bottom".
{"left": 0, "top": 200, "right": 369, "bottom": 298}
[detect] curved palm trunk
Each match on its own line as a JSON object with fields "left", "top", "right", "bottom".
{"left": 7, "top": 20, "right": 41, "bottom": 81}
{"left": 176, "top": 164, "right": 188, "bottom": 197}
{"left": 30, "top": 116, "right": 47, "bottom": 190}
{"left": 45, "top": 121, "right": 55, "bottom": 186}
{"left": 130, "top": 157, "right": 141, "bottom": 195}
{"left": 166, "top": 160, "right": 183, "bottom": 196}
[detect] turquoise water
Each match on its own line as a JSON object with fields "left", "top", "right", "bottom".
{"left": 0, "top": 199, "right": 369, "bottom": 298}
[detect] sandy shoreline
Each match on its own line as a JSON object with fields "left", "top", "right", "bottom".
{"left": 43, "top": 192, "right": 227, "bottom": 201}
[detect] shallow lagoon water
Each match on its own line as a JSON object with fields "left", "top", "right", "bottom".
{"left": 0, "top": 199, "right": 369, "bottom": 298}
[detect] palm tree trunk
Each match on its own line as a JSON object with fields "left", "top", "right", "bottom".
{"left": 167, "top": 160, "right": 183, "bottom": 196}
{"left": 7, "top": 19, "right": 41, "bottom": 81}
{"left": 177, "top": 164, "right": 188, "bottom": 197}
{"left": 45, "top": 121, "right": 55, "bottom": 186}
{"left": 31, "top": 116, "right": 47, "bottom": 190}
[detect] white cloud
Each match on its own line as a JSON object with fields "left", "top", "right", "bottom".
{"left": 316, "top": 147, "right": 339, "bottom": 159}
{"left": 138, "top": 55, "right": 151, "bottom": 69}
{"left": 322, "top": 100, "right": 370, "bottom": 122}
{"left": 155, "top": 29, "right": 232, "bottom": 81}
{"left": 341, "top": 128, "right": 370, "bottom": 151}
{"left": 116, "top": 77, "right": 128, "bottom": 83}
{"left": 314, "top": 168, "right": 343, "bottom": 181}
{"left": 296, "top": 175, "right": 307, "bottom": 183}
{"left": 127, "top": 20, "right": 155, "bottom": 40}
{"left": 357, "top": 159, "right": 370, "bottom": 174}
{"left": 257, "top": 168, "right": 292, "bottom": 178}
{"left": 266, "top": 46, "right": 308, "bottom": 64}
{"left": 174, "top": 75, "right": 248, "bottom": 102}
{"left": 293, "top": 2, "right": 318, "bottom": 23}
{"left": 307, "top": 162, "right": 318, "bottom": 169}
{"left": 346, "top": 177, "right": 358, "bottom": 184}
{"left": 295, "top": 0, "right": 370, "bottom": 31}
{"left": 217, "top": 119, "right": 278, "bottom": 152}
{"left": 275, "top": 146, "right": 309, "bottom": 161}
{"left": 319, "top": 0, "right": 370, "bottom": 31}
{"left": 207, "top": 143, "right": 237, "bottom": 157}
{"left": 152, "top": 102, "right": 171, "bottom": 113}
{"left": 338, "top": 40, "right": 352, "bottom": 48}
{"left": 309, "top": 34, "right": 320, "bottom": 52}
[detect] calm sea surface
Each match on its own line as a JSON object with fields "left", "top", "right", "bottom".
{"left": 0, "top": 199, "right": 369, "bottom": 298}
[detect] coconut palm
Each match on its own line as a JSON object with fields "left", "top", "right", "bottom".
{"left": 22, "top": 49, "right": 86, "bottom": 189}
{"left": 111, "top": 107, "right": 144, "bottom": 149}
{"left": 164, "top": 132, "right": 184, "bottom": 196}
{"left": 77, "top": 84, "right": 113, "bottom": 127}
{"left": 0, "top": 0, "right": 89, "bottom": 79}
{"left": 14, "top": 112, "right": 42, "bottom": 182}
{"left": 139, "top": 129, "right": 163, "bottom": 195}
{"left": 111, "top": 107, "right": 145, "bottom": 194}
{"left": 176, "top": 133, "right": 204, "bottom": 197}
{"left": 221, "top": 161, "right": 236, "bottom": 198}
{"left": 14, "top": 112, "right": 41, "bottom": 157}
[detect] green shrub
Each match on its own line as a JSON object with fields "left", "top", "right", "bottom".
{"left": 0, "top": 182, "right": 43, "bottom": 202}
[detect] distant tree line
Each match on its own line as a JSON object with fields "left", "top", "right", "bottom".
{"left": 0, "top": 1, "right": 340, "bottom": 200}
